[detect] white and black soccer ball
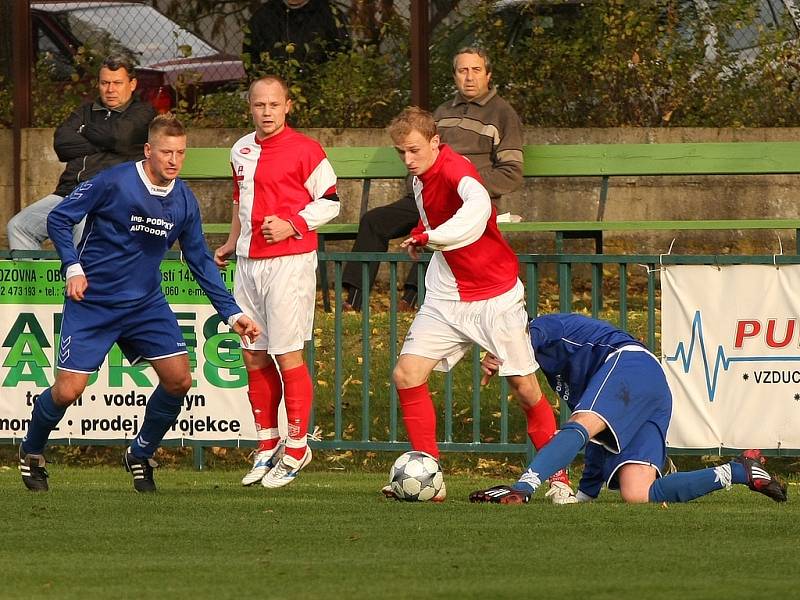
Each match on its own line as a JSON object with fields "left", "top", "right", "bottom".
{"left": 389, "top": 451, "right": 443, "bottom": 502}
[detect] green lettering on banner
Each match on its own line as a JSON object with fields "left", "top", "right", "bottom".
{"left": 204, "top": 333, "right": 247, "bottom": 388}
{"left": 107, "top": 345, "right": 154, "bottom": 388}
{"left": 0, "top": 262, "right": 64, "bottom": 304}
{"left": 2, "top": 313, "right": 51, "bottom": 387}
{"left": 2, "top": 313, "right": 50, "bottom": 349}
{"left": 2, "top": 333, "right": 50, "bottom": 387}
{"left": 175, "top": 312, "right": 199, "bottom": 388}
{"left": 160, "top": 261, "right": 235, "bottom": 303}
{"left": 0, "top": 260, "right": 243, "bottom": 394}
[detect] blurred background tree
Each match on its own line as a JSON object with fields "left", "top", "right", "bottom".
{"left": 5, "top": 0, "right": 800, "bottom": 128}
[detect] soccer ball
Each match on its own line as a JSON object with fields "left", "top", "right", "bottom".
{"left": 389, "top": 451, "right": 444, "bottom": 502}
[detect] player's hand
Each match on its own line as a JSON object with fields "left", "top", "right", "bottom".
{"left": 232, "top": 315, "right": 260, "bottom": 344}
{"left": 262, "top": 215, "right": 295, "bottom": 244}
{"left": 66, "top": 274, "right": 88, "bottom": 301}
{"left": 214, "top": 242, "right": 234, "bottom": 268}
{"left": 400, "top": 233, "right": 429, "bottom": 248}
{"left": 401, "top": 233, "right": 428, "bottom": 261}
{"left": 480, "top": 353, "right": 501, "bottom": 385}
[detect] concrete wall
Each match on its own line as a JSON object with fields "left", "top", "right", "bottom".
{"left": 3, "top": 126, "right": 800, "bottom": 253}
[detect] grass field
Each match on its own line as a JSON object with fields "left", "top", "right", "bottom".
{"left": 2, "top": 464, "right": 798, "bottom": 600}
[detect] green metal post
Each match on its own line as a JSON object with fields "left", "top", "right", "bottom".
{"left": 334, "top": 262, "right": 344, "bottom": 441}
{"left": 619, "top": 263, "right": 628, "bottom": 331}
{"left": 389, "top": 262, "right": 398, "bottom": 442}
{"left": 361, "top": 262, "right": 371, "bottom": 441}
{"left": 472, "top": 346, "right": 481, "bottom": 443}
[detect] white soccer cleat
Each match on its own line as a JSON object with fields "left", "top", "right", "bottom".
{"left": 261, "top": 446, "right": 312, "bottom": 489}
{"left": 241, "top": 443, "right": 284, "bottom": 486}
{"left": 545, "top": 480, "right": 578, "bottom": 505}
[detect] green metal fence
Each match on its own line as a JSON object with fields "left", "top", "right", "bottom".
{"left": 3, "top": 250, "right": 799, "bottom": 467}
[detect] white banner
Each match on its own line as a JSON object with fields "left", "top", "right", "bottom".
{"left": 662, "top": 264, "right": 800, "bottom": 450}
{"left": 0, "top": 260, "right": 285, "bottom": 444}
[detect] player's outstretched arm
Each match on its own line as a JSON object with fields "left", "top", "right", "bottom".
{"left": 232, "top": 315, "right": 260, "bottom": 344}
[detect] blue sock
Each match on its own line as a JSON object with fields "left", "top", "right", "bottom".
{"left": 130, "top": 385, "right": 183, "bottom": 459}
{"left": 648, "top": 462, "right": 742, "bottom": 503}
{"left": 512, "top": 421, "right": 589, "bottom": 494}
{"left": 22, "top": 388, "right": 67, "bottom": 455}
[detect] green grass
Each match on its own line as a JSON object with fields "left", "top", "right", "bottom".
{"left": 1, "top": 465, "right": 797, "bottom": 600}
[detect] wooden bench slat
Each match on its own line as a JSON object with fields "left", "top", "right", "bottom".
{"left": 182, "top": 146, "right": 406, "bottom": 179}
{"left": 324, "top": 147, "right": 406, "bottom": 178}
{"left": 185, "top": 142, "right": 800, "bottom": 180}
{"left": 202, "top": 219, "right": 800, "bottom": 235}
{"left": 523, "top": 142, "right": 800, "bottom": 177}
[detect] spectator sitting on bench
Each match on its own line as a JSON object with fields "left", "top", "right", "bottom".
{"left": 7, "top": 53, "right": 155, "bottom": 251}
{"left": 341, "top": 46, "right": 524, "bottom": 312}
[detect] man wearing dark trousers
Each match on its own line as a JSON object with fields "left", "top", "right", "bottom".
{"left": 341, "top": 47, "right": 524, "bottom": 312}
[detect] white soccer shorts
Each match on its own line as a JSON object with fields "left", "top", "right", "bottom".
{"left": 234, "top": 253, "right": 317, "bottom": 354}
{"left": 400, "top": 280, "right": 538, "bottom": 376}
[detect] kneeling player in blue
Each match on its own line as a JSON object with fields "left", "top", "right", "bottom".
{"left": 469, "top": 313, "right": 787, "bottom": 505}
{"left": 18, "top": 114, "right": 259, "bottom": 493}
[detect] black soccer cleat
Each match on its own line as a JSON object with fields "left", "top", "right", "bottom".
{"left": 19, "top": 447, "right": 49, "bottom": 492}
{"left": 736, "top": 453, "right": 787, "bottom": 503}
{"left": 469, "top": 484, "right": 531, "bottom": 504}
{"left": 123, "top": 448, "right": 158, "bottom": 493}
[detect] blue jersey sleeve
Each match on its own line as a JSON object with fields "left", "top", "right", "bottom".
{"left": 178, "top": 192, "right": 242, "bottom": 321}
{"left": 47, "top": 174, "right": 110, "bottom": 270}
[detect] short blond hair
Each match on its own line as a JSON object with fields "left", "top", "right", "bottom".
{"left": 148, "top": 113, "right": 185, "bottom": 140}
{"left": 387, "top": 106, "right": 437, "bottom": 144}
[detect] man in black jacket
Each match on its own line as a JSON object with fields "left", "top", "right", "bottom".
{"left": 7, "top": 53, "right": 155, "bottom": 250}
{"left": 244, "top": 0, "right": 348, "bottom": 66}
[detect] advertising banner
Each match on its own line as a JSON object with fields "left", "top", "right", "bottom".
{"left": 662, "top": 264, "right": 800, "bottom": 450}
{"left": 0, "top": 260, "right": 264, "bottom": 444}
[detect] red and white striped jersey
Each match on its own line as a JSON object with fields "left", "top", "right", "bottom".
{"left": 230, "top": 126, "right": 339, "bottom": 259}
{"left": 411, "top": 144, "right": 520, "bottom": 302}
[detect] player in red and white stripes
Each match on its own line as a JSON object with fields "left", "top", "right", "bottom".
{"left": 215, "top": 75, "right": 339, "bottom": 488}
{"left": 382, "top": 107, "right": 576, "bottom": 503}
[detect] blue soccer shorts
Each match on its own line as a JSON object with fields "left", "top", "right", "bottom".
{"left": 579, "top": 421, "right": 668, "bottom": 494}
{"left": 57, "top": 293, "right": 187, "bottom": 373}
{"left": 570, "top": 347, "right": 672, "bottom": 489}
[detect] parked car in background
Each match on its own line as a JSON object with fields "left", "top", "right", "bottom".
{"left": 31, "top": 0, "right": 246, "bottom": 112}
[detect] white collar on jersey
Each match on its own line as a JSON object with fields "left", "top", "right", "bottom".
{"left": 136, "top": 160, "right": 176, "bottom": 197}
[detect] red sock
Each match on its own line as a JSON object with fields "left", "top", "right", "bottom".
{"left": 248, "top": 363, "right": 282, "bottom": 452}
{"left": 398, "top": 383, "right": 439, "bottom": 459}
{"left": 281, "top": 364, "right": 313, "bottom": 460}
{"left": 524, "top": 393, "right": 558, "bottom": 450}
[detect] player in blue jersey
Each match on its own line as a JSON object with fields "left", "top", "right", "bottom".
{"left": 17, "top": 114, "right": 260, "bottom": 493}
{"left": 469, "top": 313, "right": 788, "bottom": 505}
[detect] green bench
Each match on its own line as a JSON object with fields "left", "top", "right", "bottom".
{"left": 185, "top": 140, "right": 800, "bottom": 241}
{"left": 183, "top": 141, "right": 800, "bottom": 309}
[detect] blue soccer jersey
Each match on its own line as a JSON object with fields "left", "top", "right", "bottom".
{"left": 47, "top": 161, "right": 240, "bottom": 320}
{"left": 530, "top": 313, "right": 647, "bottom": 411}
